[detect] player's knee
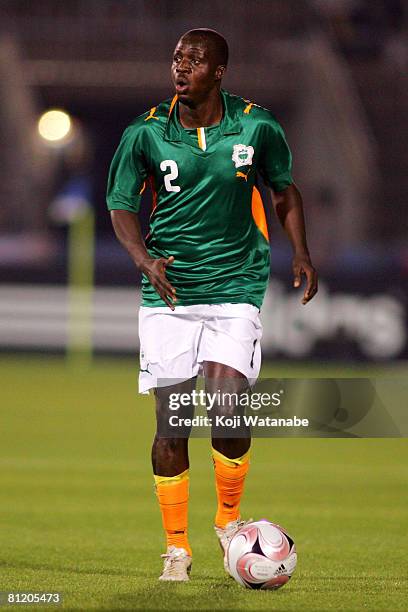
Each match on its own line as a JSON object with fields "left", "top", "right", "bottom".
{"left": 153, "top": 436, "right": 186, "bottom": 456}
{"left": 214, "top": 397, "right": 243, "bottom": 419}
{"left": 216, "top": 404, "right": 235, "bottom": 419}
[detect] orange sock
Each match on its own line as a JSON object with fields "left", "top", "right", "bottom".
{"left": 212, "top": 447, "right": 250, "bottom": 528}
{"left": 154, "top": 469, "right": 192, "bottom": 556}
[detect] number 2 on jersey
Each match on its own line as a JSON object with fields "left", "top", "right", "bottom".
{"left": 160, "top": 160, "right": 181, "bottom": 193}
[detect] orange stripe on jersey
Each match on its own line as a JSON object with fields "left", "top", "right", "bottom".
{"left": 168, "top": 95, "right": 178, "bottom": 116}
{"left": 196, "top": 127, "right": 207, "bottom": 151}
{"left": 197, "top": 128, "right": 203, "bottom": 149}
{"left": 149, "top": 175, "right": 158, "bottom": 214}
{"left": 139, "top": 181, "right": 146, "bottom": 195}
{"left": 251, "top": 186, "right": 269, "bottom": 242}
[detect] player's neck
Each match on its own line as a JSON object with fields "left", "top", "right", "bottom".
{"left": 178, "top": 89, "right": 223, "bottom": 129}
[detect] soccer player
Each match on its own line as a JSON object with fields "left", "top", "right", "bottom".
{"left": 107, "top": 28, "right": 317, "bottom": 581}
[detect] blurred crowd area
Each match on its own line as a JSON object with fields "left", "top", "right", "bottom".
{"left": 3, "top": 0, "right": 406, "bottom": 61}
{"left": 0, "top": 1, "right": 407, "bottom": 361}
{"left": 0, "top": 0, "right": 407, "bottom": 266}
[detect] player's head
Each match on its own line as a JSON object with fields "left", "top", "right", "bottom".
{"left": 171, "top": 28, "right": 228, "bottom": 106}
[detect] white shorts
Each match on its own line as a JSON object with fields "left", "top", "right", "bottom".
{"left": 138, "top": 303, "right": 262, "bottom": 393}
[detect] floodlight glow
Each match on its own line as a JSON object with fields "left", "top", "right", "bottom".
{"left": 38, "top": 109, "right": 72, "bottom": 142}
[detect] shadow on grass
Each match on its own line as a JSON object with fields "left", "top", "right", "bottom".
{"left": 0, "top": 559, "right": 145, "bottom": 578}
{"left": 110, "top": 572, "right": 408, "bottom": 611}
{"left": 110, "top": 577, "right": 294, "bottom": 611}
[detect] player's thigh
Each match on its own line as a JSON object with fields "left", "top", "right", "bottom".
{"left": 154, "top": 377, "right": 196, "bottom": 437}
{"left": 200, "top": 304, "right": 262, "bottom": 384}
{"left": 203, "top": 361, "right": 249, "bottom": 411}
{"left": 138, "top": 306, "right": 203, "bottom": 392}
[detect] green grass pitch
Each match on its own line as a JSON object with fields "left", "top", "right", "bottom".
{"left": 1, "top": 357, "right": 407, "bottom": 610}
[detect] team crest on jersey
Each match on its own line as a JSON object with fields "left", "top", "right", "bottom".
{"left": 232, "top": 144, "right": 254, "bottom": 169}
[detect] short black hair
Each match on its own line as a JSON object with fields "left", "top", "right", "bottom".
{"left": 181, "top": 28, "right": 229, "bottom": 66}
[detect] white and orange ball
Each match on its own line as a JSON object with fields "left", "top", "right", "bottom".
{"left": 227, "top": 520, "right": 297, "bottom": 589}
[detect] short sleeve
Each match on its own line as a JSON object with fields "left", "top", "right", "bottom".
{"left": 106, "top": 125, "right": 148, "bottom": 213}
{"left": 258, "top": 116, "right": 293, "bottom": 192}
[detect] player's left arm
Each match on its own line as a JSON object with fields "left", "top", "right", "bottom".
{"left": 258, "top": 113, "right": 318, "bottom": 305}
{"left": 273, "top": 183, "right": 318, "bottom": 305}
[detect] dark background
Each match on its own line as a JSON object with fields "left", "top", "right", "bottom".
{"left": 0, "top": 0, "right": 407, "bottom": 361}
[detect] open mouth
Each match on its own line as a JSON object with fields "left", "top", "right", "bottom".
{"left": 175, "top": 78, "right": 189, "bottom": 93}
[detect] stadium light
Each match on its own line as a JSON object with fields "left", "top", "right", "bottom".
{"left": 38, "top": 109, "right": 72, "bottom": 144}
{"left": 39, "top": 109, "right": 94, "bottom": 369}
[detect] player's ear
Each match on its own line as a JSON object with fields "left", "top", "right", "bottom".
{"left": 215, "top": 65, "right": 226, "bottom": 81}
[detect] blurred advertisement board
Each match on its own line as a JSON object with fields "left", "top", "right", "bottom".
{"left": 0, "top": 277, "right": 406, "bottom": 361}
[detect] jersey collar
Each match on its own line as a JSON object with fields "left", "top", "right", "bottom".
{"left": 164, "top": 89, "right": 242, "bottom": 142}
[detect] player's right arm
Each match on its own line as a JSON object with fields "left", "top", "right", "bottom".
{"left": 107, "top": 123, "right": 177, "bottom": 310}
{"left": 110, "top": 210, "right": 177, "bottom": 310}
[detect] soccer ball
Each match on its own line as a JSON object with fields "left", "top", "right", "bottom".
{"left": 227, "top": 520, "right": 297, "bottom": 589}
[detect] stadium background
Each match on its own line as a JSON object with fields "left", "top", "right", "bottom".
{"left": 1, "top": 1, "right": 407, "bottom": 610}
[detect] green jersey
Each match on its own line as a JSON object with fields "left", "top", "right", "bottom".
{"left": 106, "top": 89, "right": 292, "bottom": 308}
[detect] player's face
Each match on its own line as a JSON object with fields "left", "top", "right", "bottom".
{"left": 171, "top": 38, "right": 221, "bottom": 105}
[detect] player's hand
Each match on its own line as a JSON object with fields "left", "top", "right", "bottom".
{"left": 292, "top": 255, "right": 318, "bottom": 305}
{"left": 140, "top": 256, "right": 177, "bottom": 310}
